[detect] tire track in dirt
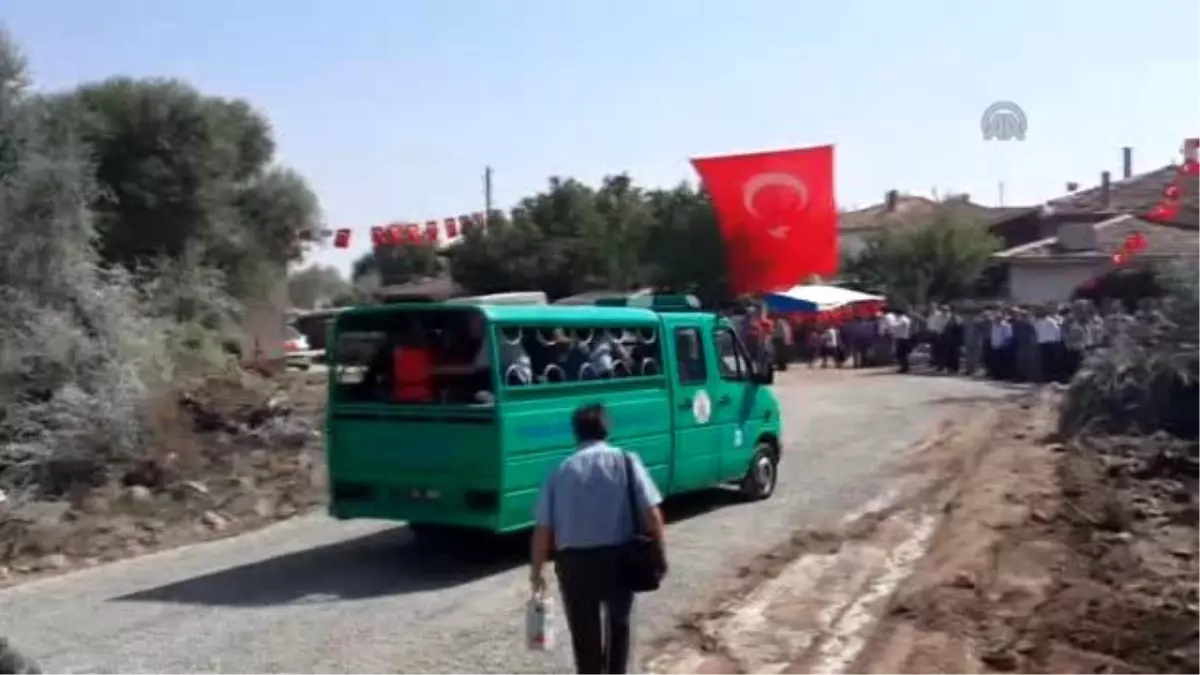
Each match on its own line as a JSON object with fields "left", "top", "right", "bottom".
{"left": 644, "top": 405, "right": 1007, "bottom": 674}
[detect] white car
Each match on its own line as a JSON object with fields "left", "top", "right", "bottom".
{"left": 285, "top": 326, "right": 314, "bottom": 369}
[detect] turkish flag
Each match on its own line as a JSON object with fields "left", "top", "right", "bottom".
{"left": 691, "top": 145, "right": 837, "bottom": 294}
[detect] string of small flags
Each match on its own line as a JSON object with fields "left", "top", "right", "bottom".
{"left": 1111, "top": 230, "right": 1146, "bottom": 265}
{"left": 331, "top": 212, "right": 486, "bottom": 249}
{"left": 1113, "top": 137, "right": 1197, "bottom": 265}
{"left": 1143, "top": 137, "right": 1198, "bottom": 224}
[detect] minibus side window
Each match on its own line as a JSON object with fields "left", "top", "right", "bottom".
{"left": 714, "top": 327, "right": 749, "bottom": 380}
{"left": 673, "top": 328, "right": 708, "bottom": 384}
{"left": 331, "top": 308, "right": 494, "bottom": 404}
{"left": 498, "top": 324, "right": 663, "bottom": 386}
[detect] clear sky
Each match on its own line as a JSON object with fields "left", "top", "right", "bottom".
{"left": 5, "top": 0, "right": 1198, "bottom": 274}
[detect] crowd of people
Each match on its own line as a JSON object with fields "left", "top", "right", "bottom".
{"left": 730, "top": 296, "right": 1147, "bottom": 385}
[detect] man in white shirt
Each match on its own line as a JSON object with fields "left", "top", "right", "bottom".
{"left": 926, "top": 306, "right": 947, "bottom": 334}
{"left": 1033, "top": 308, "right": 1063, "bottom": 383}
{"left": 926, "top": 304, "right": 951, "bottom": 371}
{"left": 891, "top": 311, "right": 914, "bottom": 373}
{"left": 986, "top": 312, "right": 1013, "bottom": 380}
{"left": 874, "top": 312, "right": 895, "bottom": 366}
{"left": 819, "top": 323, "right": 840, "bottom": 368}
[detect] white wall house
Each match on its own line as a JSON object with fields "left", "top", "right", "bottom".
{"left": 995, "top": 214, "right": 1199, "bottom": 305}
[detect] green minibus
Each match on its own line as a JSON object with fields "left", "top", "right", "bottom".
{"left": 324, "top": 294, "right": 783, "bottom": 539}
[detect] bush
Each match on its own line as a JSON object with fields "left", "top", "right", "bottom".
{"left": 0, "top": 30, "right": 244, "bottom": 508}
{"left": 1059, "top": 262, "right": 1199, "bottom": 440}
{"left": 840, "top": 207, "right": 1001, "bottom": 307}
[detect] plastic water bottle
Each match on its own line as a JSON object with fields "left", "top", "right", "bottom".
{"left": 525, "top": 590, "right": 555, "bottom": 651}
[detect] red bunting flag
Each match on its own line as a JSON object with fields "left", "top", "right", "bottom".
{"left": 1145, "top": 200, "right": 1181, "bottom": 223}
{"left": 425, "top": 221, "right": 441, "bottom": 242}
{"left": 690, "top": 145, "right": 837, "bottom": 295}
{"left": 370, "top": 226, "right": 387, "bottom": 248}
{"left": 333, "top": 228, "right": 351, "bottom": 249}
{"left": 448, "top": 216, "right": 464, "bottom": 238}
{"left": 1125, "top": 231, "right": 1147, "bottom": 252}
{"left": 386, "top": 223, "right": 404, "bottom": 245}
{"left": 1141, "top": 137, "right": 1197, "bottom": 224}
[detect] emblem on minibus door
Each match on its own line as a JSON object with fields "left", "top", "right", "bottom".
{"left": 693, "top": 390, "right": 713, "bottom": 425}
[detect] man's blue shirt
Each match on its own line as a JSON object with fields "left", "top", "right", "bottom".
{"left": 534, "top": 441, "right": 663, "bottom": 550}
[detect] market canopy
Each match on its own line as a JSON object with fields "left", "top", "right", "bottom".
{"left": 762, "top": 284, "right": 884, "bottom": 313}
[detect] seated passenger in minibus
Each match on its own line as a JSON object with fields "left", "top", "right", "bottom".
{"left": 360, "top": 318, "right": 436, "bottom": 403}
{"left": 431, "top": 312, "right": 496, "bottom": 402}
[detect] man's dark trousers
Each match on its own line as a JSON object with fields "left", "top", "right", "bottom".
{"left": 896, "top": 338, "right": 913, "bottom": 373}
{"left": 556, "top": 546, "right": 635, "bottom": 674}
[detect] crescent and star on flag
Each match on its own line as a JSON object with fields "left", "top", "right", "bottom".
{"left": 741, "top": 171, "right": 811, "bottom": 239}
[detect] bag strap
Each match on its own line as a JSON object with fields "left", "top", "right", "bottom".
{"left": 623, "top": 452, "right": 646, "bottom": 537}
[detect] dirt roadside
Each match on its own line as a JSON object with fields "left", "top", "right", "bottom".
{"left": 645, "top": 389, "right": 1199, "bottom": 674}
{"left": 0, "top": 370, "right": 329, "bottom": 588}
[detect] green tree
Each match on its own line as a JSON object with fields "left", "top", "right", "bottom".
{"left": 446, "top": 176, "right": 730, "bottom": 303}
{"left": 841, "top": 209, "right": 1000, "bottom": 307}
{"left": 351, "top": 240, "right": 442, "bottom": 288}
{"left": 288, "top": 264, "right": 355, "bottom": 309}
{"left": 1, "top": 28, "right": 182, "bottom": 501}
{"left": 49, "top": 77, "right": 323, "bottom": 298}
{"left": 641, "top": 184, "right": 730, "bottom": 305}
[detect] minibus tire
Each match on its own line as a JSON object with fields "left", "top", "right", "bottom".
{"left": 740, "top": 443, "right": 778, "bottom": 501}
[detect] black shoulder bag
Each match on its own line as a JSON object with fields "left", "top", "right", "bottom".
{"left": 621, "top": 452, "right": 667, "bottom": 593}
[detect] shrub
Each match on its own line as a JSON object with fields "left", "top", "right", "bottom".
{"left": 0, "top": 30, "right": 242, "bottom": 508}
{"left": 1059, "top": 262, "right": 1199, "bottom": 440}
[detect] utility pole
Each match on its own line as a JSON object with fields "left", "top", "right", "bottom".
{"left": 483, "top": 166, "right": 493, "bottom": 230}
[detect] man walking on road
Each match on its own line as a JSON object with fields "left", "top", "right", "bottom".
{"left": 530, "top": 404, "right": 667, "bottom": 674}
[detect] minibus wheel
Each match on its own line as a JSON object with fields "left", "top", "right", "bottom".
{"left": 740, "top": 443, "right": 778, "bottom": 501}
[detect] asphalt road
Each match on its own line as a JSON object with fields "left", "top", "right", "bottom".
{"left": 0, "top": 370, "right": 1017, "bottom": 673}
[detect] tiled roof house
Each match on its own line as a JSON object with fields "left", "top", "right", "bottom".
{"left": 838, "top": 191, "right": 1029, "bottom": 257}
{"left": 993, "top": 147, "right": 1199, "bottom": 304}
